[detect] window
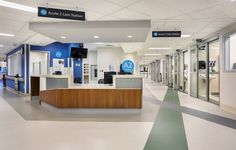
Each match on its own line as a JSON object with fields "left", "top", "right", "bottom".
{"left": 224, "top": 33, "right": 236, "bottom": 71}
{"left": 7, "top": 51, "right": 22, "bottom": 76}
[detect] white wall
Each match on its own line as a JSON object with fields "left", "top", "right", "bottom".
{"left": 83, "top": 51, "right": 97, "bottom": 65}
{"left": 219, "top": 21, "right": 236, "bottom": 112}
{"left": 97, "top": 47, "right": 124, "bottom": 80}
{"left": 30, "top": 51, "right": 48, "bottom": 75}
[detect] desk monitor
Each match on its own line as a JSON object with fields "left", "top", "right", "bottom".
{"left": 104, "top": 72, "right": 116, "bottom": 84}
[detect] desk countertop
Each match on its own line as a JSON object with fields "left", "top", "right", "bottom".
{"left": 31, "top": 75, "right": 70, "bottom": 79}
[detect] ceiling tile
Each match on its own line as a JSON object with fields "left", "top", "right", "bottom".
{"left": 216, "top": 2, "right": 236, "bottom": 18}
{"left": 128, "top": 0, "right": 182, "bottom": 19}
{"left": 189, "top": 7, "right": 231, "bottom": 19}
{"left": 112, "top": 8, "right": 150, "bottom": 20}
{"left": 159, "top": 0, "right": 211, "bottom": 13}
{"left": 78, "top": 0, "right": 122, "bottom": 15}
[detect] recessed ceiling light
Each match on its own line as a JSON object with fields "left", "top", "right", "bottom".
{"left": 149, "top": 47, "right": 171, "bottom": 50}
{"left": 0, "top": 33, "right": 15, "bottom": 37}
{"left": 144, "top": 54, "right": 161, "bottom": 56}
{"left": 93, "top": 35, "right": 99, "bottom": 39}
{"left": 181, "top": 34, "right": 192, "bottom": 38}
{"left": 60, "top": 36, "right": 67, "bottom": 39}
{"left": 127, "top": 35, "right": 133, "bottom": 38}
{"left": 0, "top": 0, "right": 37, "bottom": 13}
{"left": 94, "top": 42, "right": 105, "bottom": 44}
{"left": 0, "top": 45, "right": 4, "bottom": 47}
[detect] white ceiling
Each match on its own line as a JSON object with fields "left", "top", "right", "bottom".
{"left": 29, "top": 20, "right": 151, "bottom": 43}
{"left": 0, "top": 0, "right": 235, "bottom": 64}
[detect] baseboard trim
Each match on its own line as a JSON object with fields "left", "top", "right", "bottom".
{"left": 221, "top": 103, "right": 236, "bottom": 115}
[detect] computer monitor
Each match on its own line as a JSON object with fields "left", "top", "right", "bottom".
{"left": 71, "top": 47, "right": 88, "bottom": 58}
{"left": 104, "top": 72, "right": 116, "bottom": 84}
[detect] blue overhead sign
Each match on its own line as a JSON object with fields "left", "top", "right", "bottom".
{"left": 38, "top": 7, "right": 86, "bottom": 21}
{"left": 122, "top": 60, "right": 134, "bottom": 73}
{"left": 152, "top": 31, "right": 181, "bottom": 38}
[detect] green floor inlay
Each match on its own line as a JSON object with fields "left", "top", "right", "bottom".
{"left": 144, "top": 88, "right": 188, "bottom": 150}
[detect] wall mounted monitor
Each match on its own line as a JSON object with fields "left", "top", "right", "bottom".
{"left": 71, "top": 47, "right": 88, "bottom": 58}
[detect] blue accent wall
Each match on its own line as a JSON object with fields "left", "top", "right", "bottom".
{"left": 6, "top": 44, "right": 25, "bottom": 77}
{"left": 6, "top": 80, "right": 25, "bottom": 93}
{"left": 6, "top": 44, "right": 25, "bottom": 93}
{"left": 30, "top": 42, "right": 83, "bottom": 83}
{"left": 25, "top": 44, "right": 30, "bottom": 93}
{"left": 73, "top": 58, "right": 83, "bottom": 82}
{"left": 31, "top": 42, "right": 74, "bottom": 67}
{"left": 5, "top": 42, "right": 84, "bottom": 94}
{"left": 6, "top": 79, "right": 14, "bottom": 89}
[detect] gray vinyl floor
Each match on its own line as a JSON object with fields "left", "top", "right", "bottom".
{"left": 0, "top": 86, "right": 159, "bottom": 122}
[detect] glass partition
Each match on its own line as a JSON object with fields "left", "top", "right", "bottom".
{"left": 174, "top": 54, "right": 178, "bottom": 90}
{"left": 224, "top": 33, "right": 236, "bottom": 71}
{"left": 209, "top": 40, "right": 220, "bottom": 103}
{"left": 178, "top": 53, "right": 184, "bottom": 91}
{"left": 168, "top": 56, "right": 173, "bottom": 87}
{"left": 198, "top": 44, "right": 208, "bottom": 100}
{"left": 190, "top": 48, "right": 197, "bottom": 97}
{"left": 183, "top": 51, "right": 189, "bottom": 93}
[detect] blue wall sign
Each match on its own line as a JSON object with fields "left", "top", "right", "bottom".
{"left": 122, "top": 60, "right": 134, "bottom": 73}
{"left": 56, "top": 51, "right": 62, "bottom": 58}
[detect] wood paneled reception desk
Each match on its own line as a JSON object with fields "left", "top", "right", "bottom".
{"left": 32, "top": 75, "right": 143, "bottom": 109}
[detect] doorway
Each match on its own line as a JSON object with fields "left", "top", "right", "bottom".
{"left": 198, "top": 44, "right": 208, "bottom": 100}
{"left": 208, "top": 40, "right": 220, "bottom": 104}
{"left": 196, "top": 39, "right": 220, "bottom": 104}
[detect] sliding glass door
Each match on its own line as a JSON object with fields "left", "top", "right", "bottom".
{"left": 190, "top": 48, "right": 198, "bottom": 97}
{"left": 197, "top": 39, "right": 220, "bottom": 104}
{"left": 178, "top": 53, "right": 184, "bottom": 91}
{"left": 209, "top": 40, "right": 220, "bottom": 104}
{"left": 198, "top": 44, "right": 208, "bottom": 100}
{"left": 183, "top": 51, "right": 189, "bottom": 93}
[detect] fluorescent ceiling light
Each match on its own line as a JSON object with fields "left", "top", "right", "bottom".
{"left": 181, "top": 34, "right": 192, "bottom": 38}
{"left": 149, "top": 47, "right": 171, "bottom": 50}
{"left": 0, "top": 33, "right": 15, "bottom": 37}
{"left": 144, "top": 54, "right": 161, "bottom": 56}
{"left": 0, "top": 45, "right": 4, "bottom": 47}
{"left": 0, "top": 0, "right": 37, "bottom": 13}
{"left": 94, "top": 42, "right": 105, "bottom": 44}
{"left": 127, "top": 35, "right": 133, "bottom": 38}
{"left": 93, "top": 35, "right": 100, "bottom": 39}
{"left": 60, "top": 36, "right": 67, "bottom": 39}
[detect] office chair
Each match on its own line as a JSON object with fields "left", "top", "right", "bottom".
{"left": 233, "top": 63, "right": 236, "bottom": 69}
{"left": 98, "top": 79, "right": 104, "bottom": 84}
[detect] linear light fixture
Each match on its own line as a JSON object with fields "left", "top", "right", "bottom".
{"left": 0, "top": 32, "right": 15, "bottom": 37}
{"left": 93, "top": 35, "right": 100, "bottom": 39}
{"left": 181, "top": 34, "right": 192, "bottom": 38}
{"left": 148, "top": 47, "right": 171, "bottom": 50}
{"left": 94, "top": 42, "right": 105, "bottom": 44}
{"left": 60, "top": 36, "right": 67, "bottom": 39}
{"left": 144, "top": 53, "right": 161, "bottom": 56}
{"left": 0, "top": 0, "right": 37, "bottom": 13}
